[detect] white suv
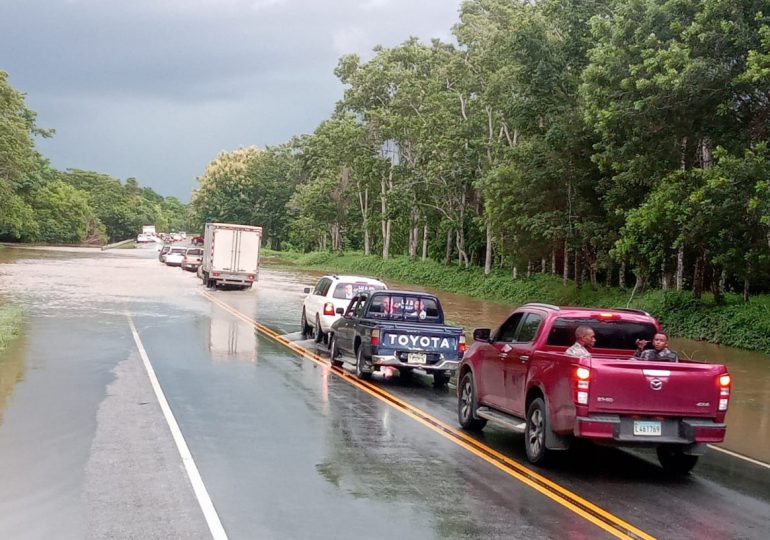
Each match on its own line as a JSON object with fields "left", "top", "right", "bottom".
{"left": 301, "top": 275, "right": 387, "bottom": 343}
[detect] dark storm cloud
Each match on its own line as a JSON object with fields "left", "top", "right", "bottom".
{"left": 0, "top": 0, "right": 461, "bottom": 200}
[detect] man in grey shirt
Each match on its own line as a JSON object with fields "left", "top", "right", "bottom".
{"left": 565, "top": 326, "right": 596, "bottom": 358}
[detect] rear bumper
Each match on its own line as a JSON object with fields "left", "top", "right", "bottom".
{"left": 574, "top": 415, "right": 726, "bottom": 446}
{"left": 209, "top": 272, "right": 258, "bottom": 284}
{"left": 371, "top": 354, "right": 459, "bottom": 372}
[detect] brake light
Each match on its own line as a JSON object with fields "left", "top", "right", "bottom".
{"left": 247, "top": 274, "right": 256, "bottom": 281}
{"left": 212, "top": 272, "right": 221, "bottom": 277}
{"left": 592, "top": 312, "right": 620, "bottom": 321}
{"left": 323, "top": 302, "right": 336, "bottom": 316}
{"left": 718, "top": 373, "right": 731, "bottom": 411}
{"left": 371, "top": 329, "right": 380, "bottom": 347}
{"left": 458, "top": 334, "right": 466, "bottom": 354}
{"left": 572, "top": 366, "right": 591, "bottom": 405}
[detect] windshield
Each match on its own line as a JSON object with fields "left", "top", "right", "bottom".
{"left": 367, "top": 294, "right": 442, "bottom": 323}
{"left": 546, "top": 317, "right": 656, "bottom": 350}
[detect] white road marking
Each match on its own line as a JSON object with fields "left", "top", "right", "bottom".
{"left": 708, "top": 444, "right": 770, "bottom": 470}
{"left": 127, "top": 314, "right": 228, "bottom": 540}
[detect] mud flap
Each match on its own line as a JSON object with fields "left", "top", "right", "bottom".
{"left": 545, "top": 428, "right": 571, "bottom": 451}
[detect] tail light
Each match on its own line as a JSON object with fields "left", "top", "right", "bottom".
{"left": 323, "top": 302, "right": 336, "bottom": 316}
{"left": 247, "top": 274, "right": 256, "bottom": 281}
{"left": 592, "top": 312, "right": 620, "bottom": 321}
{"left": 718, "top": 373, "right": 731, "bottom": 411}
{"left": 572, "top": 366, "right": 591, "bottom": 405}
{"left": 370, "top": 328, "right": 380, "bottom": 346}
{"left": 212, "top": 272, "right": 221, "bottom": 277}
{"left": 458, "top": 334, "right": 466, "bottom": 354}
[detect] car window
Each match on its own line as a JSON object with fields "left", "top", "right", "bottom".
{"left": 546, "top": 317, "right": 657, "bottom": 350}
{"left": 332, "top": 281, "right": 386, "bottom": 300}
{"left": 515, "top": 313, "right": 542, "bottom": 343}
{"left": 366, "top": 294, "right": 442, "bottom": 322}
{"left": 320, "top": 279, "right": 333, "bottom": 296}
{"left": 314, "top": 278, "right": 330, "bottom": 296}
{"left": 495, "top": 313, "right": 524, "bottom": 343}
{"left": 186, "top": 248, "right": 203, "bottom": 256}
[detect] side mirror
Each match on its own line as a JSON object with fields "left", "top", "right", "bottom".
{"left": 303, "top": 287, "right": 311, "bottom": 294}
{"left": 473, "top": 328, "right": 491, "bottom": 342}
{"left": 336, "top": 307, "right": 344, "bottom": 315}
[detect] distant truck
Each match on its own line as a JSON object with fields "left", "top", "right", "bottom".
{"left": 457, "top": 304, "right": 731, "bottom": 475}
{"left": 142, "top": 225, "right": 156, "bottom": 235}
{"left": 328, "top": 290, "right": 466, "bottom": 387}
{"left": 198, "top": 223, "right": 262, "bottom": 290}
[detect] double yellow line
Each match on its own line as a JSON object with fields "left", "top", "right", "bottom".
{"left": 202, "top": 290, "right": 655, "bottom": 540}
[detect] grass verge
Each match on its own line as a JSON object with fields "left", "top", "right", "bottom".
{"left": 0, "top": 304, "right": 24, "bottom": 351}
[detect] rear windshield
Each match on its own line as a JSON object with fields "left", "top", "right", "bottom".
{"left": 170, "top": 247, "right": 186, "bottom": 254}
{"left": 546, "top": 317, "right": 656, "bottom": 350}
{"left": 186, "top": 248, "right": 203, "bottom": 256}
{"left": 367, "top": 294, "right": 442, "bottom": 323}
{"left": 332, "top": 281, "right": 386, "bottom": 300}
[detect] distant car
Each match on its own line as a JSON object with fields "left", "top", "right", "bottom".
{"left": 136, "top": 233, "right": 151, "bottom": 243}
{"left": 191, "top": 235, "right": 204, "bottom": 246}
{"left": 164, "top": 247, "right": 187, "bottom": 266}
{"left": 181, "top": 248, "right": 203, "bottom": 272}
{"left": 158, "top": 245, "right": 171, "bottom": 262}
{"left": 301, "top": 275, "right": 387, "bottom": 343}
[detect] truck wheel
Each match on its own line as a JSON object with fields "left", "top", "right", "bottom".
{"left": 314, "top": 315, "right": 325, "bottom": 344}
{"left": 433, "top": 371, "right": 451, "bottom": 388}
{"left": 355, "top": 347, "right": 372, "bottom": 380}
{"left": 328, "top": 335, "right": 344, "bottom": 368}
{"left": 656, "top": 446, "right": 699, "bottom": 475}
{"left": 458, "top": 372, "right": 487, "bottom": 431}
{"left": 525, "top": 397, "right": 550, "bottom": 464}
{"left": 301, "top": 310, "right": 312, "bottom": 339}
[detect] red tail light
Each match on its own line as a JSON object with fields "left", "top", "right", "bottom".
{"left": 370, "top": 329, "right": 380, "bottom": 346}
{"left": 323, "top": 302, "right": 336, "bottom": 316}
{"left": 247, "top": 274, "right": 256, "bottom": 281}
{"left": 212, "top": 272, "right": 221, "bottom": 277}
{"left": 572, "top": 366, "right": 591, "bottom": 405}
{"left": 718, "top": 373, "right": 731, "bottom": 411}
{"left": 458, "top": 334, "right": 466, "bottom": 354}
{"left": 592, "top": 312, "right": 620, "bottom": 321}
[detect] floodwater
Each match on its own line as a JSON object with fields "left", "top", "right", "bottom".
{"left": 290, "top": 268, "right": 770, "bottom": 464}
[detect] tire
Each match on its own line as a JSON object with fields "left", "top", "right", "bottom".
{"left": 433, "top": 371, "right": 451, "bottom": 388}
{"left": 355, "top": 346, "right": 372, "bottom": 380}
{"left": 301, "top": 310, "right": 312, "bottom": 338}
{"left": 458, "top": 372, "right": 487, "bottom": 431}
{"left": 314, "top": 315, "right": 324, "bottom": 343}
{"left": 328, "top": 335, "right": 344, "bottom": 368}
{"left": 657, "top": 446, "right": 699, "bottom": 475}
{"left": 525, "top": 397, "right": 550, "bottom": 464}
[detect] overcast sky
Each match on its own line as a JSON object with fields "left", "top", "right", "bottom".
{"left": 1, "top": 0, "right": 463, "bottom": 201}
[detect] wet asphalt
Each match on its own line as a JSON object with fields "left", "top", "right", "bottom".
{"left": 0, "top": 246, "right": 769, "bottom": 539}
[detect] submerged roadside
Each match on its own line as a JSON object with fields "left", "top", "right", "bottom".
{"left": 262, "top": 250, "right": 770, "bottom": 355}
{"left": 0, "top": 304, "right": 23, "bottom": 351}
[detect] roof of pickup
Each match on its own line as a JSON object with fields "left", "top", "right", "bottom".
{"left": 520, "top": 304, "right": 658, "bottom": 324}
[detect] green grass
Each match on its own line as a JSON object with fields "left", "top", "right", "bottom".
{"left": 263, "top": 250, "right": 770, "bottom": 354}
{"left": 0, "top": 304, "right": 23, "bottom": 351}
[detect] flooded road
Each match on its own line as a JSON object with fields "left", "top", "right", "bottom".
{"left": 0, "top": 246, "right": 769, "bottom": 539}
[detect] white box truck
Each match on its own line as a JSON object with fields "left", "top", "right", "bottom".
{"left": 198, "top": 223, "right": 262, "bottom": 289}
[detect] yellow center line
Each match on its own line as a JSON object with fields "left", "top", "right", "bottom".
{"left": 202, "top": 291, "right": 656, "bottom": 540}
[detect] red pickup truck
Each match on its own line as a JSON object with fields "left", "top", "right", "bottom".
{"left": 457, "top": 304, "right": 731, "bottom": 475}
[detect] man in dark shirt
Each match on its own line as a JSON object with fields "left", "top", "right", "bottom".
{"left": 634, "top": 333, "right": 679, "bottom": 362}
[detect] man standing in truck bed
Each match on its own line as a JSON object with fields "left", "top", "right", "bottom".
{"left": 635, "top": 332, "right": 679, "bottom": 362}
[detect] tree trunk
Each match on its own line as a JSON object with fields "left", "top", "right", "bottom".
{"left": 512, "top": 265, "right": 518, "bottom": 279}
{"left": 551, "top": 249, "right": 556, "bottom": 274}
{"left": 619, "top": 261, "right": 626, "bottom": 290}
{"left": 527, "top": 260, "right": 532, "bottom": 278}
{"left": 676, "top": 247, "right": 684, "bottom": 290}
{"left": 484, "top": 222, "right": 493, "bottom": 275}
{"left": 421, "top": 224, "right": 428, "bottom": 261}
{"left": 743, "top": 277, "right": 750, "bottom": 303}
{"left": 574, "top": 250, "right": 582, "bottom": 290}
{"left": 456, "top": 229, "right": 469, "bottom": 268}
{"left": 692, "top": 247, "right": 706, "bottom": 299}
{"left": 444, "top": 229, "right": 453, "bottom": 265}
{"left": 605, "top": 265, "right": 612, "bottom": 288}
{"left": 562, "top": 240, "right": 569, "bottom": 286}
{"left": 712, "top": 268, "right": 725, "bottom": 304}
{"left": 661, "top": 261, "right": 670, "bottom": 290}
{"left": 541, "top": 257, "right": 546, "bottom": 274}
{"left": 362, "top": 186, "right": 370, "bottom": 256}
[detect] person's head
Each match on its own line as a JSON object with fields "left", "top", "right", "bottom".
{"left": 575, "top": 326, "right": 596, "bottom": 349}
{"left": 652, "top": 333, "right": 669, "bottom": 351}
{"left": 344, "top": 284, "right": 354, "bottom": 298}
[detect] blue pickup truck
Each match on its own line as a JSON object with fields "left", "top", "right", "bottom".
{"left": 328, "top": 290, "right": 466, "bottom": 386}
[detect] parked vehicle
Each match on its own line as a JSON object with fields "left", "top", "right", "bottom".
{"left": 301, "top": 275, "right": 387, "bottom": 343}
{"left": 164, "top": 246, "right": 187, "bottom": 266}
{"left": 158, "top": 245, "right": 171, "bottom": 262}
{"left": 328, "top": 290, "right": 465, "bottom": 387}
{"left": 457, "top": 304, "right": 731, "bottom": 474}
{"left": 142, "top": 225, "right": 156, "bottom": 236}
{"left": 181, "top": 248, "right": 203, "bottom": 272}
{"left": 198, "top": 223, "right": 262, "bottom": 289}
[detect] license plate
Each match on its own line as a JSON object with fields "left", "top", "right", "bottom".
{"left": 407, "top": 353, "right": 427, "bottom": 364}
{"left": 633, "top": 420, "right": 662, "bottom": 436}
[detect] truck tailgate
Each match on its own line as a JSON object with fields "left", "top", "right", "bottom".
{"left": 588, "top": 359, "right": 726, "bottom": 417}
{"left": 379, "top": 323, "right": 461, "bottom": 352}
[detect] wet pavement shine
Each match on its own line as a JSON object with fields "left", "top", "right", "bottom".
{"left": 0, "top": 245, "right": 769, "bottom": 539}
